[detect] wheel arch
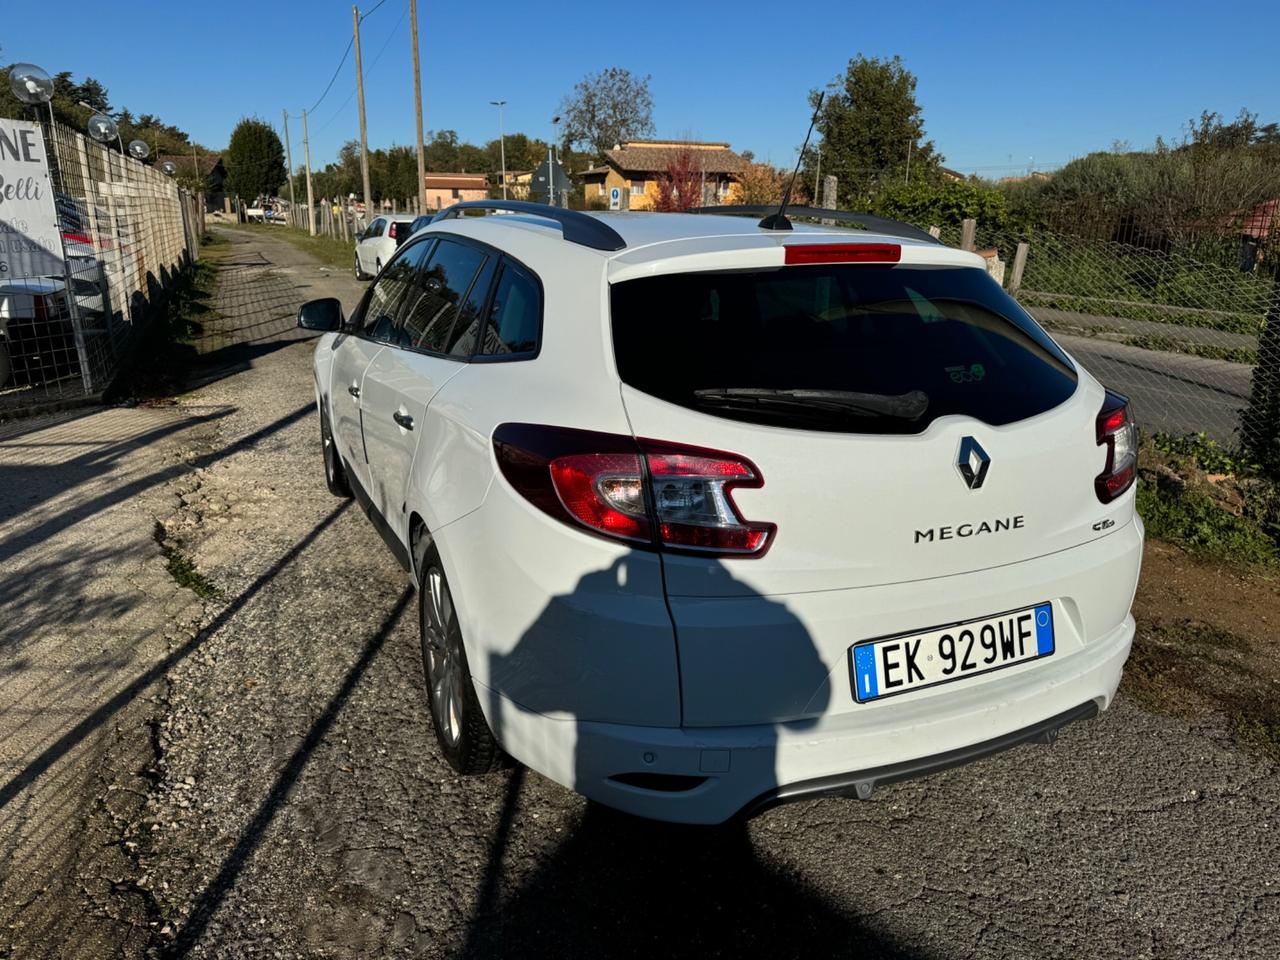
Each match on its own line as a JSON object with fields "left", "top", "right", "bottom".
{"left": 408, "top": 511, "right": 432, "bottom": 585}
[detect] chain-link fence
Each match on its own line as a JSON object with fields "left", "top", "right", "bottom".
{"left": 932, "top": 221, "right": 1280, "bottom": 460}
{"left": 0, "top": 117, "right": 203, "bottom": 416}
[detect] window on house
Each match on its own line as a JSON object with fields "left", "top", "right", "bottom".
{"left": 630, "top": 180, "right": 646, "bottom": 195}
{"left": 451, "top": 188, "right": 460, "bottom": 199}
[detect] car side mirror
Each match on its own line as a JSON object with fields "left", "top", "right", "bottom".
{"left": 297, "top": 297, "right": 344, "bottom": 331}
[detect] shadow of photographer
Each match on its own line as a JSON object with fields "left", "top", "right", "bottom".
{"left": 457, "top": 555, "right": 924, "bottom": 958}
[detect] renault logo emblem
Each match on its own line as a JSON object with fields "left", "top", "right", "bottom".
{"left": 957, "top": 436, "right": 990, "bottom": 490}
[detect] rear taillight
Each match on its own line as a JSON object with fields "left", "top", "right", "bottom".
{"left": 494, "top": 424, "right": 774, "bottom": 557}
{"left": 1095, "top": 391, "right": 1137, "bottom": 503}
{"left": 388, "top": 223, "right": 398, "bottom": 238}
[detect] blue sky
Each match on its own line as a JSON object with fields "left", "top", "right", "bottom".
{"left": 7, "top": 0, "right": 1278, "bottom": 175}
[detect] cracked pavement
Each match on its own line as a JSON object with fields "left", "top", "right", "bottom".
{"left": 0, "top": 226, "right": 1276, "bottom": 959}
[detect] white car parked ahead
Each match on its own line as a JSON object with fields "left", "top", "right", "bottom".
{"left": 353, "top": 215, "right": 416, "bottom": 280}
{"left": 299, "top": 201, "right": 1143, "bottom": 824}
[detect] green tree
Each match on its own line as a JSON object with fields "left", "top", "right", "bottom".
{"left": 74, "top": 77, "right": 110, "bottom": 112}
{"left": 806, "top": 54, "right": 942, "bottom": 208}
{"left": 559, "top": 67, "right": 655, "bottom": 157}
{"left": 485, "top": 133, "right": 549, "bottom": 174}
{"left": 224, "top": 116, "right": 286, "bottom": 201}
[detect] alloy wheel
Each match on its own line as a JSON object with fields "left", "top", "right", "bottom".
{"left": 422, "top": 568, "right": 465, "bottom": 746}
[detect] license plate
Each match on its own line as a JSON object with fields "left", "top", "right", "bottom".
{"left": 849, "top": 602, "right": 1055, "bottom": 703}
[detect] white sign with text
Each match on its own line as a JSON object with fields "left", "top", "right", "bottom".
{"left": 0, "top": 120, "right": 63, "bottom": 280}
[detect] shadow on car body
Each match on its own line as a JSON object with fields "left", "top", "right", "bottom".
{"left": 457, "top": 557, "right": 928, "bottom": 958}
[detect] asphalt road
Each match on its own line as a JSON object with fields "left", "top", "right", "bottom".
{"left": 1054, "top": 333, "right": 1254, "bottom": 443}
{"left": 1, "top": 227, "right": 1277, "bottom": 959}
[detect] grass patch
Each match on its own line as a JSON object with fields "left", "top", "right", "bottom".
{"left": 1137, "top": 433, "right": 1280, "bottom": 566}
{"left": 1124, "top": 334, "right": 1257, "bottom": 365}
{"left": 224, "top": 221, "right": 356, "bottom": 273}
{"left": 103, "top": 238, "right": 223, "bottom": 401}
{"left": 1137, "top": 483, "right": 1280, "bottom": 565}
{"left": 1151, "top": 432, "right": 1258, "bottom": 475}
{"left": 152, "top": 521, "right": 221, "bottom": 600}
{"left": 1022, "top": 291, "right": 1263, "bottom": 336}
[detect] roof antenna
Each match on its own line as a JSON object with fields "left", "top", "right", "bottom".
{"left": 759, "top": 91, "right": 825, "bottom": 231}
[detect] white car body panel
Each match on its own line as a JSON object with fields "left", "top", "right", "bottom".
{"left": 311, "top": 209, "right": 1145, "bottom": 823}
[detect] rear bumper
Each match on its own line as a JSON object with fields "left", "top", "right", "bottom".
{"left": 736, "top": 699, "right": 1099, "bottom": 821}
{"left": 484, "top": 611, "right": 1134, "bottom": 824}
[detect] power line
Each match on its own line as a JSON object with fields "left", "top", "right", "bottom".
{"left": 306, "top": 36, "right": 354, "bottom": 115}
{"left": 313, "top": 3, "right": 408, "bottom": 136}
{"left": 366, "top": 3, "right": 408, "bottom": 74}
{"left": 296, "top": 0, "right": 392, "bottom": 118}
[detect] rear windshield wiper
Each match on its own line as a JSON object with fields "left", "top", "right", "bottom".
{"left": 692, "top": 388, "right": 929, "bottom": 421}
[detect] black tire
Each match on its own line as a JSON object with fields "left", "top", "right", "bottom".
{"left": 319, "top": 402, "right": 352, "bottom": 499}
{"left": 417, "top": 541, "right": 501, "bottom": 775}
{"left": 354, "top": 252, "right": 368, "bottom": 281}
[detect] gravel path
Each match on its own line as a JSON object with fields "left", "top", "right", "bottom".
{"left": 2, "top": 227, "right": 1277, "bottom": 959}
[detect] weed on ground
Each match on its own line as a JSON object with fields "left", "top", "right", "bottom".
{"left": 153, "top": 521, "right": 221, "bottom": 600}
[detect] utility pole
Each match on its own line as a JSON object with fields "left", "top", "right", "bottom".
{"left": 302, "top": 108, "right": 316, "bottom": 236}
{"left": 353, "top": 4, "right": 373, "bottom": 223}
{"left": 282, "top": 110, "right": 297, "bottom": 209}
{"left": 813, "top": 148, "right": 821, "bottom": 206}
{"left": 548, "top": 115, "right": 561, "bottom": 207}
{"left": 905, "top": 138, "right": 912, "bottom": 184}
{"left": 490, "top": 101, "right": 507, "bottom": 199}
{"left": 409, "top": 0, "right": 426, "bottom": 214}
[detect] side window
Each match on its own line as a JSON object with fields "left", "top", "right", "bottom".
{"left": 400, "top": 238, "right": 487, "bottom": 353}
{"left": 368, "top": 218, "right": 385, "bottom": 238}
{"left": 446, "top": 257, "right": 498, "bottom": 357}
{"left": 359, "top": 238, "right": 432, "bottom": 344}
{"left": 479, "top": 261, "right": 541, "bottom": 357}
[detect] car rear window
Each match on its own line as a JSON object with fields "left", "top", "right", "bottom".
{"left": 610, "top": 264, "right": 1078, "bottom": 434}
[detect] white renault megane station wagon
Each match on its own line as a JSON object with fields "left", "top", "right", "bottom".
{"left": 297, "top": 200, "right": 1143, "bottom": 825}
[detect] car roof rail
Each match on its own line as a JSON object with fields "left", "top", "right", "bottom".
{"left": 431, "top": 200, "right": 627, "bottom": 252}
{"left": 689, "top": 205, "right": 942, "bottom": 245}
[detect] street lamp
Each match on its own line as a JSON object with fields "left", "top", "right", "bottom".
{"left": 128, "top": 140, "right": 150, "bottom": 160}
{"left": 9, "top": 62, "right": 54, "bottom": 126}
{"left": 160, "top": 160, "right": 178, "bottom": 176}
{"left": 489, "top": 100, "right": 508, "bottom": 199}
{"left": 81, "top": 101, "right": 125, "bottom": 154}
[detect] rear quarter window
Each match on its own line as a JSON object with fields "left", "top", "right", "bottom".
{"left": 478, "top": 261, "right": 540, "bottom": 357}
{"left": 610, "top": 264, "right": 1078, "bottom": 434}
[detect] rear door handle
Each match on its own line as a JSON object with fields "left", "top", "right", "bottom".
{"left": 392, "top": 410, "right": 414, "bottom": 430}
{"left": 348, "top": 384, "right": 360, "bottom": 399}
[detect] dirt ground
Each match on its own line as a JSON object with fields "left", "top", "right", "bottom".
{"left": 1128, "top": 540, "right": 1280, "bottom": 761}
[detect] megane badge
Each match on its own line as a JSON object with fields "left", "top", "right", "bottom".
{"left": 957, "top": 436, "right": 990, "bottom": 490}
